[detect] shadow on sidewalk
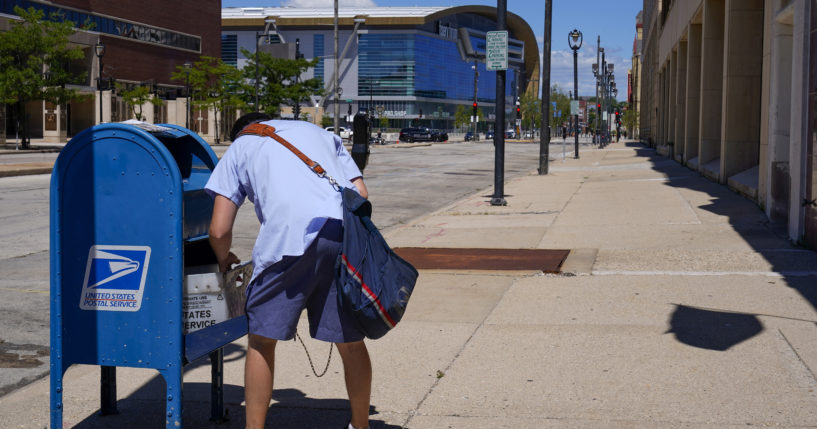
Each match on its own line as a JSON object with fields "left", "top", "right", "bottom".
{"left": 65, "top": 344, "right": 397, "bottom": 428}
{"left": 628, "top": 142, "right": 817, "bottom": 351}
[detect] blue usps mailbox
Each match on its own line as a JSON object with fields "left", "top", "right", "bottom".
{"left": 50, "top": 122, "right": 249, "bottom": 428}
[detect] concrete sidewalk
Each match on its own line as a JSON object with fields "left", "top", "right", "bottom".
{"left": 3, "top": 141, "right": 817, "bottom": 428}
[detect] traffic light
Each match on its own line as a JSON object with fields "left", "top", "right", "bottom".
{"left": 419, "top": 108, "right": 423, "bottom": 118}
{"left": 472, "top": 102, "right": 478, "bottom": 117}
{"left": 597, "top": 103, "right": 601, "bottom": 109}
{"left": 516, "top": 107, "right": 521, "bottom": 119}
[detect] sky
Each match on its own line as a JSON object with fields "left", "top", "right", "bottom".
{"left": 221, "top": 0, "right": 644, "bottom": 101}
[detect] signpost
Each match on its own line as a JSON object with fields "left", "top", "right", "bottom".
{"left": 486, "top": 31, "right": 508, "bottom": 71}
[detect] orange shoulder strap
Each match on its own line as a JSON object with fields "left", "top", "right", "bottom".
{"left": 236, "top": 122, "right": 326, "bottom": 176}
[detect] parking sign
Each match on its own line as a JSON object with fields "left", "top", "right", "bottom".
{"left": 486, "top": 31, "right": 508, "bottom": 71}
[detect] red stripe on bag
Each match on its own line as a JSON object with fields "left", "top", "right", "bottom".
{"left": 341, "top": 254, "right": 396, "bottom": 328}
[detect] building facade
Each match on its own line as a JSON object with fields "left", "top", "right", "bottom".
{"left": 639, "top": 0, "right": 817, "bottom": 249}
{"left": 221, "top": 6, "right": 540, "bottom": 131}
{"left": 1, "top": 0, "right": 220, "bottom": 142}
{"left": 630, "top": 11, "right": 643, "bottom": 139}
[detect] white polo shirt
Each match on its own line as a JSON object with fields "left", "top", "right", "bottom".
{"left": 205, "top": 120, "right": 362, "bottom": 282}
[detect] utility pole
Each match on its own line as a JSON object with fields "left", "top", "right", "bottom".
{"left": 491, "top": 0, "right": 507, "bottom": 206}
{"left": 538, "top": 0, "right": 552, "bottom": 175}
{"left": 595, "top": 36, "right": 600, "bottom": 145}
{"left": 333, "top": 0, "right": 340, "bottom": 137}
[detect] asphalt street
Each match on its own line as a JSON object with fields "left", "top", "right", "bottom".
{"left": 0, "top": 139, "right": 589, "bottom": 399}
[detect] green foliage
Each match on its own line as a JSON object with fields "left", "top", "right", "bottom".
{"left": 116, "top": 84, "right": 163, "bottom": 121}
{"left": 0, "top": 6, "right": 87, "bottom": 145}
{"left": 519, "top": 91, "right": 540, "bottom": 130}
{"left": 321, "top": 114, "right": 333, "bottom": 128}
{"left": 239, "top": 47, "right": 324, "bottom": 117}
{"left": 454, "top": 104, "right": 468, "bottom": 129}
{"left": 379, "top": 115, "right": 388, "bottom": 129}
{"left": 547, "top": 85, "right": 572, "bottom": 130}
{"left": 622, "top": 107, "right": 638, "bottom": 132}
{"left": 454, "top": 104, "right": 482, "bottom": 130}
{"left": 172, "top": 56, "right": 245, "bottom": 141}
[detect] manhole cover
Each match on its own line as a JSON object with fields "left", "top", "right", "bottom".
{"left": 393, "top": 248, "right": 570, "bottom": 273}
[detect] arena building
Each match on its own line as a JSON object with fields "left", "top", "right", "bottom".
{"left": 221, "top": 5, "right": 540, "bottom": 132}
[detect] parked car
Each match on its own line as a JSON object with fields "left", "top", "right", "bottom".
{"left": 504, "top": 130, "right": 516, "bottom": 139}
{"left": 430, "top": 129, "right": 448, "bottom": 142}
{"left": 485, "top": 130, "right": 495, "bottom": 140}
{"left": 464, "top": 131, "right": 475, "bottom": 141}
{"left": 399, "top": 127, "right": 433, "bottom": 142}
{"left": 325, "top": 126, "right": 353, "bottom": 140}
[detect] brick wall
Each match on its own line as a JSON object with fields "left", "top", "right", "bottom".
{"left": 54, "top": 0, "right": 220, "bottom": 86}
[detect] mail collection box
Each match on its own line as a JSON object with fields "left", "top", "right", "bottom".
{"left": 50, "top": 122, "right": 249, "bottom": 428}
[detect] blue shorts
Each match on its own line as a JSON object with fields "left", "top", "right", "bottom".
{"left": 245, "top": 219, "right": 363, "bottom": 343}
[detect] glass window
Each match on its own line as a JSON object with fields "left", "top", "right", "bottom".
{"left": 222, "top": 35, "right": 237, "bottom": 66}
{"left": 358, "top": 32, "right": 520, "bottom": 109}
{"left": 358, "top": 34, "right": 415, "bottom": 97}
{"left": 313, "top": 34, "right": 324, "bottom": 85}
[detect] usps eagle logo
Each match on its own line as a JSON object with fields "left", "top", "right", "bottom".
{"left": 79, "top": 245, "right": 151, "bottom": 311}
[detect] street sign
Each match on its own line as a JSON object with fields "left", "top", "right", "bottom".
{"left": 486, "top": 31, "right": 508, "bottom": 71}
{"left": 570, "top": 100, "right": 579, "bottom": 115}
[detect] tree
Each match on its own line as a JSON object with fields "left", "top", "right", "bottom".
{"left": 454, "top": 104, "right": 468, "bottom": 130}
{"left": 519, "top": 91, "right": 540, "bottom": 131}
{"left": 239, "top": 48, "right": 323, "bottom": 117}
{"left": 622, "top": 107, "right": 638, "bottom": 135}
{"left": 116, "top": 83, "right": 163, "bottom": 122}
{"left": 0, "top": 6, "right": 87, "bottom": 147}
{"left": 548, "top": 85, "right": 571, "bottom": 133}
{"left": 321, "top": 115, "right": 333, "bottom": 128}
{"left": 172, "top": 56, "right": 245, "bottom": 143}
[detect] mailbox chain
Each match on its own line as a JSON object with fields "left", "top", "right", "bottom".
{"left": 294, "top": 331, "right": 333, "bottom": 377}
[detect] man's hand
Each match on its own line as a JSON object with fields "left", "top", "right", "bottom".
{"left": 218, "top": 251, "right": 240, "bottom": 272}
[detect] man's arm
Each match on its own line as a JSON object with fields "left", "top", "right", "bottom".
{"left": 209, "top": 195, "right": 240, "bottom": 272}
{"left": 351, "top": 177, "right": 368, "bottom": 199}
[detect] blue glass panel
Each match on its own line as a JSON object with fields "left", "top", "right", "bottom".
{"left": 313, "top": 34, "right": 324, "bottom": 85}
{"left": 221, "top": 35, "right": 237, "bottom": 66}
{"left": 358, "top": 34, "right": 415, "bottom": 96}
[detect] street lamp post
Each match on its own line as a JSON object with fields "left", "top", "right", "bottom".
{"left": 472, "top": 61, "right": 479, "bottom": 141}
{"left": 94, "top": 40, "right": 105, "bottom": 124}
{"left": 369, "top": 78, "right": 379, "bottom": 140}
{"left": 294, "top": 38, "right": 302, "bottom": 119}
{"left": 568, "top": 29, "right": 582, "bottom": 159}
{"left": 183, "top": 61, "right": 192, "bottom": 129}
{"left": 255, "top": 18, "right": 276, "bottom": 113}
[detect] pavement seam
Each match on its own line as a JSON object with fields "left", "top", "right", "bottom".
{"left": 672, "top": 181, "right": 704, "bottom": 225}
{"left": 591, "top": 270, "right": 817, "bottom": 277}
{"left": 401, "top": 276, "right": 520, "bottom": 428}
{"left": 778, "top": 328, "right": 817, "bottom": 384}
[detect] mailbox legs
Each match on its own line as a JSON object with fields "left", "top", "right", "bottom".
{"left": 160, "top": 367, "right": 184, "bottom": 428}
{"left": 100, "top": 366, "right": 118, "bottom": 415}
{"left": 210, "top": 348, "right": 226, "bottom": 422}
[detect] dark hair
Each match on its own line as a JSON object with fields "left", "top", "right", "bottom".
{"left": 230, "top": 112, "right": 273, "bottom": 142}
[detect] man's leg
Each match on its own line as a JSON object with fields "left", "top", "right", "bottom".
{"left": 335, "top": 341, "right": 372, "bottom": 429}
{"left": 245, "top": 334, "right": 278, "bottom": 429}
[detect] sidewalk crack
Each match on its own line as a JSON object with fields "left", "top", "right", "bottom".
{"left": 778, "top": 328, "right": 817, "bottom": 384}
{"left": 402, "top": 278, "right": 516, "bottom": 427}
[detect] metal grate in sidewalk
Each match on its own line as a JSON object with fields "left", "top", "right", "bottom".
{"left": 393, "top": 247, "right": 570, "bottom": 273}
